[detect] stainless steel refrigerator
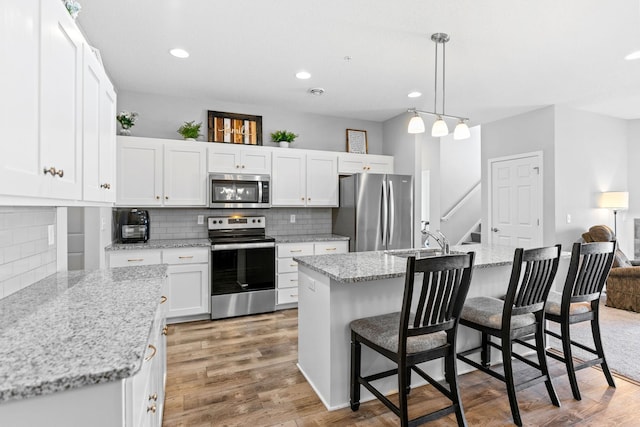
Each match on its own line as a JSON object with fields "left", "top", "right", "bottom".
{"left": 332, "top": 173, "right": 414, "bottom": 252}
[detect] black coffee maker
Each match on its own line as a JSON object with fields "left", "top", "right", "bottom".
{"left": 117, "top": 209, "right": 150, "bottom": 243}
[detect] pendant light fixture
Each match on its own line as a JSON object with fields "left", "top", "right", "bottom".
{"left": 407, "top": 33, "right": 470, "bottom": 140}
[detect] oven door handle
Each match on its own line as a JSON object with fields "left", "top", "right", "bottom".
{"left": 211, "top": 242, "right": 275, "bottom": 251}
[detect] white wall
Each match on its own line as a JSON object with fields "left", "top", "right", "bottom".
{"left": 554, "top": 106, "right": 629, "bottom": 253}
{"left": 382, "top": 113, "right": 422, "bottom": 248}
{"left": 481, "top": 106, "right": 556, "bottom": 245}
{"left": 440, "top": 127, "right": 481, "bottom": 213}
{"left": 117, "top": 90, "right": 384, "bottom": 154}
{"left": 84, "top": 207, "right": 113, "bottom": 270}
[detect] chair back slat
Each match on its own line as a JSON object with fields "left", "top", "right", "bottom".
{"left": 400, "top": 253, "right": 475, "bottom": 341}
{"left": 506, "top": 245, "right": 561, "bottom": 319}
{"left": 563, "top": 241, "right": 615, "bottom": 306}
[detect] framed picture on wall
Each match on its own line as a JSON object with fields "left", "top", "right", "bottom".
{"left": 207, "top": 110, "right": 263, "bottom": 145}
{"left": 346, "top": 129, "right": 368, "bottom": 154}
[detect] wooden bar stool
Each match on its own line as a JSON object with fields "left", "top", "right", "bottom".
{"left": 350, "top": 252, "right": 475, "bottom": 427}
{"left": 457, "top": 245, "right": 561, "bottom": 427}
{"left": 543, "top": 241, "right": 616, "bottom": 400}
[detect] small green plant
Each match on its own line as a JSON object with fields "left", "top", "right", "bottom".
{"left": 177, "top": 121, "right": 202, "bottom": 139}
{"left": 270, "top": 130, "right": 298, "bottom": 143}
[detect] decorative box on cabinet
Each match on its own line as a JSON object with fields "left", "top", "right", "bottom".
{"left": 337, "top": 153, "right": 394, "bottom": 175}
{"left": 117, "top": 137, "right": 207, "bottom": 207}
{"left": 276, "top": 240, "right": 348, "bottom": 306}
{"left": 207, "top": 144, "right": 272, "bottom": 174}
{"left": 271, "top": 151, "right": 338, "bottom": 207}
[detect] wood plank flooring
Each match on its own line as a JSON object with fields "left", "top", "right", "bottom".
{"left": 163, "top": 309, "right": 640, "bottom": 426}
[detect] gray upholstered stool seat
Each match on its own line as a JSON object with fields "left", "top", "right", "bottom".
{"left": 544, "top": 291, "right": 591, "bottom": 316}
{"left": 350, "top": 312, "right": 447, "bottom": 354}
{"left": 461, "top": 296, "right": 535, "bottom": 330}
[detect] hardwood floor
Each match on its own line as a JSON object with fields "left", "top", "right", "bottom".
{"left": 163, "top": 309, "right": 640, "bottom": 426}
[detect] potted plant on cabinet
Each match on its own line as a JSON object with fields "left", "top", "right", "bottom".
{"left": 177, "top": 121, "right": 202, "bottom": 141}
{"left": 116, "top": 111, "right": 138, "bottom": 136}
{"left": 270, "top": 130, "right": 298, "bottom": 148}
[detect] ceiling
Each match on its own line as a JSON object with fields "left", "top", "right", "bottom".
{"left": 77, "top": 0, "right": 640, "bottom": 126}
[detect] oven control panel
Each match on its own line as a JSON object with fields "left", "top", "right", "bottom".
{"left": 208, "top": 216, "right": 266, "bottom": 230}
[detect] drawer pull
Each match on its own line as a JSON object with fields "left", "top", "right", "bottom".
{"left": 162, "top": 325, "right": 168, "bottom": 335}
{"left": 290, "top": 294, "right": 298, "bottom": 298}
{"left": 145, "top": 344, "right": 157, "bottom": 361}
{"left": 324, "top": 247, "right": 337, "bottom": 251}
{"left": 290, "top": 264, "right": 297, "bottom": 267}
{"left": 149, "top": 393, "right": 158, "bottom": 401}
{"left": 147, "top": 404, "right": 157, "bottom": 414}
{"left": 127, "top": 258, "right": 144, "bottom": 262}
{"left": 160, "top": 295, "right": 168, "bottom": 304}
{"left": 290, "top": 279, "right": 298, "bottom": 282}
{"left": 290, "top": 249, "right": 303, "bottom": 253}
{"left": 178, "top": 255, "right": 194, "bottom": 259}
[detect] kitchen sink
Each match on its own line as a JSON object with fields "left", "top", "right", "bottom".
{"left": 385, "top": 248, "right": 458, "bottom": 259}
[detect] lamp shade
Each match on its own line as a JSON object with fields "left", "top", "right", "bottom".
{"left": 599, "top": 191, "right": 629, "bottom": 209}
{"left": 453, "top": 121, "right": 471, "bottom": 140}
{"left": 431, "top": 117, "right": 448, "bottom": 137}
{"left": 408, "top": 115, "right": 426, "bottom": 134}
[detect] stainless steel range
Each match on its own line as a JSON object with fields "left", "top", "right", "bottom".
{"left": 208, "top": 216, "right": 275, "bottom": 320}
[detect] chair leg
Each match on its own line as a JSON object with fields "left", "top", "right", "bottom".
{"left": 591, "top": 315, "right": 616, "bottom": 388}
{"left": 445, "top": 350, "right": 468, "bottom": 427}
{"left": 560, "top": 320, "right": 581, "bottom": 400}
{"left": 501, "top": 340, "right": 523, "bottom": 427}
{"left": 537, "top": 321, "right": 560, "bottom": 407}
{"left": 405, "top": 367, "right": 412, "bottom": 395}
{"left": 481, "top": 332, "right": 491, "bottom": 367}
{"left": 350, "top": 333, "right": 361, "bottom": 411}
{"left": 398, "top": 358, "right": 409, "bottom": 426}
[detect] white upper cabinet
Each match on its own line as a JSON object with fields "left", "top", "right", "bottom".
{"left": 83, "top": 44, "right": 117, "bottom": 203}
{"left": 338, "top": 153, "right": 394, "bottom": 175}
{"left": 271, "top": 150, "right": 338, "bottom": 207}
{"left": 0, "top": 0, "right": 43, "bottom": 198}
{"left": 207, "top": 144, "right": 271, "bottom": 175}
{"left": 117, "top": 137, "right": 207, "bottom": 207}
{"left": 40, "top": 0, "right": 83, "bottom": 200}
{"left": 163, "top": 142, "right": 207, "bottom": 206}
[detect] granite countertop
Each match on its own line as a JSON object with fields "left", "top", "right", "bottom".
{"left": 274, "top": 234, "right": 349, "bottom": 243}
{"left": 0, "top": 265, "right": 167, "bottom": 403}
{"left": 105, "top": 238, "right": 211, "bottom": 251}
{"left": 293, "top": 243, "right": 524, "bottom": 283}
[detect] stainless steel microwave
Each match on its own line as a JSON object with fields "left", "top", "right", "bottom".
{"left": 208, "top": 173, "right": 271, "bottom": 208}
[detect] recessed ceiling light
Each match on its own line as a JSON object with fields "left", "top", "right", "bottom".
{"left": 296, "top": 71, "right": 311, "bottom": 79}
{"left": 625, "top": 50, "right": 640, "bottom": 61}
{"left": 408, "top": 91, "right": 422, "bottom": 98}
{"left": 169, "top": 48, "right": 189, "bottom": 59}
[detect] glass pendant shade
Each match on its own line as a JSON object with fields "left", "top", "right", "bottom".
{"left": 431, "top": 117, "right": 448, "bottom": 137}
{"left": 453, "top": 121, "right": 471, "bottom": 140}
{"left": 408, "top": 115, "right": 426, "bottom": 134}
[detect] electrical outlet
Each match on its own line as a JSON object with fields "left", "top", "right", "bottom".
{"left": 100, "top": 217, "right": 106, "bottom": 231}
{"left": 566, "top": 213, "right": 572, "bottom": 224}
{"left": 290, "top": 214, "right": 296, "bottom": 223}
{"left": 197, "top": 215, "right": 204, "bottom": 225}
{"left": 48, "top": 224, "right": 55, "bottom": 246}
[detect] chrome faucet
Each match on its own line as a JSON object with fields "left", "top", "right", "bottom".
{"left": 422, "top": 229, "right": 450, "bottom": 255}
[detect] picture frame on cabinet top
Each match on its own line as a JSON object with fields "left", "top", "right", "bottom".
{"left": 346, "top": 129, "right": 368, "bottom": 154}
{"left": 207, "top": 110, "right": 263, "bottom": 145}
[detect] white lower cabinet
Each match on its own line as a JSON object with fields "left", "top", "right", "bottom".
{"left": 107, "top": 247, "right": 210, "bottom": 322}
{"left": 276, "top": 240, "right": 348, "bottom": 306}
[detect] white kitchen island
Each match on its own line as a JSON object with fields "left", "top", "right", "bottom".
{"left": 294, "top": 243, "right": 569, "bottom": 410}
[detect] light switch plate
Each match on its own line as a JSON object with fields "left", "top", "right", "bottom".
{"left": 48, "top": 225, "right": 55, "bottom": 246}
{"left": 197, "top": 215, "right": 204, "bottom": 225}
{"left": 290, "top": 214, "right": 296, "bottom": 223}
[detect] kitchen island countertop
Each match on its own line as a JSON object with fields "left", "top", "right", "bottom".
{"left": 294, "top": 243, "right": 518, "bottom": 283}
{"left": 0, "top": 265, "right": 167, "bottom": 403}
{"left": 274, "top": 234, "right": 349, "bottom": 243}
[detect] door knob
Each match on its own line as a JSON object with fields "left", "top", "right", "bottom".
{"left": 492, "top": 227, "right": 500, "bottom": 232}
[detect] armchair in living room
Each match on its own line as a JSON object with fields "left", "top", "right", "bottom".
{"left": 582, "top": 225, "right": 640, "bottom": 312}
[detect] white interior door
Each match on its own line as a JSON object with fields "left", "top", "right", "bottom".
{"left": 490, "top": 153, "right": 542, "bottom": 248}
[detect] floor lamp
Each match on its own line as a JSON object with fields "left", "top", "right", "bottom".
{"left": 599, "top": 191, "right": 629, "bottom": 235}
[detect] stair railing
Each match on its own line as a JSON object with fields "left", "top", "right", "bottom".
{"left": 441, "top": 181, "right": 481, "bottom": 222}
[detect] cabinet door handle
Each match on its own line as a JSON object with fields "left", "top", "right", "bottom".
{"left": 43, "top": 167, "right": 63, "bottom": 177}
{"left": 241, "top": 165, "right": 245, "bottom": 168}
{"left": 56, "top": 168, "right": 64, "bottom": 177}
{"left": 165, "top": 196, "right": 169, "bottom": 200}
{"left": 162, "top": 325, "right": 168, "bottom": 336}
{"left": 301, "top": 197, "right": 305, "bottom": 201}
{"left": 100, "top": 183, "right": 111, "bottom": 189}
{"left": 178, "top": 255, "right": 194, "bottom": 259}
{"left": 144, "top": 344, "right": 157, "bottom": 361}
{"left": 324, "top": 247, "right": 337, "bottom": 251}
{"left": 156, "top": 196, "right": 160, "bottom": 200}
{"left": 127, "top": 258, "right": 144, "bottom": 262}
{"left": 236, "top": 165, "right": 240, "bottom": 168}
{"left": 149, "top": 393, "right": 158, "bottom": 401}
{"left": 160, "top": 295, "right": 167, "bottom": 304}
{"left": 147, "top": 404, "right": 157, "bottom": 413}
{"left": 308, "top": 197, "right": 311, "bottom": 201}
{"left": 290, "top": 293, "right": 298, "bottom": 298}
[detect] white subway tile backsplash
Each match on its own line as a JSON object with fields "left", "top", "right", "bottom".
{"left": 0, "top": 207, "right": 57, "bottom": 300}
